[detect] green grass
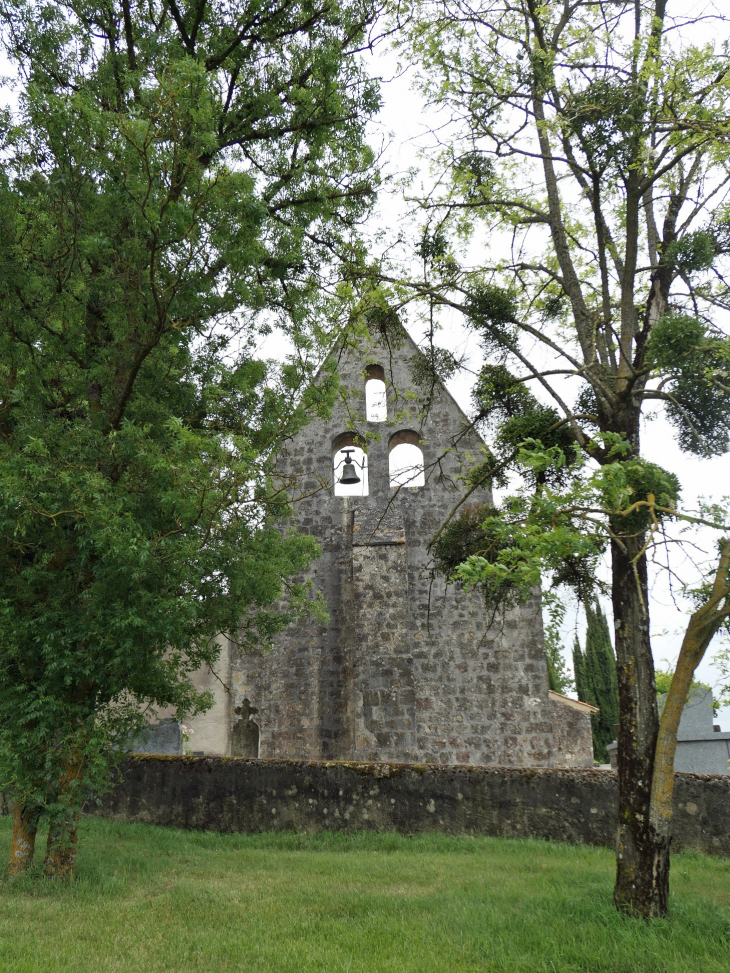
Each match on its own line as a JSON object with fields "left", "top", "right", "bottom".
{"left": 0, "top": 817, "right": 728, "bottom": 972}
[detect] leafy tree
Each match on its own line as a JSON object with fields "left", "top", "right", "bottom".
{"left": 0, "top": 0, "right": 380, "bottom": 878}
{"left": 394, "top": 0, "right": 730, "bottom": 915}
{"left": 655, "top": 667, "right": 712, "bottom": 708}
{"left": 584, "top": 601, "right": 619, "bottom": 763}
{"left": 654, "top": 671, "right": 677, "bottom": 697}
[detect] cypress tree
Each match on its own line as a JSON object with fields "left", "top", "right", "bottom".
{"left": 572, "top": 636, "right": 594, "bottom": 708}
{"left": 584, "top": 601, "right": 620, "bottom": 763}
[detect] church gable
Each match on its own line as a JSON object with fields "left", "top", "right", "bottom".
{"left": 228, "top": 329, "right": 557, "bottom": 768}
{"left": 283, "top": 326, "right": 493, "bottom": 512}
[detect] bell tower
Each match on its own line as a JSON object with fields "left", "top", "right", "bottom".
{"left": 229, "top": 328, "right": 556, "bottom": 766}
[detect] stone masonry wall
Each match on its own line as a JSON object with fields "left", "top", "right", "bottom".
{"left": 229, "top": 328, "right": 556, "bottom": 767}
{"left": 549, "top": 697, "right": 595, "bottom": 769}
{"left": 353, "top": 542, "right": 416, "bottom": 760}
{"left": 96, "top": 756, "right": 730, "bottom": 859}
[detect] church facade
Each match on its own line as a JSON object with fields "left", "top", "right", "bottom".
{"left": 164, "top": 328, "right": 593, "bottom": 767}
{"left": 226, "top": 328, "right": 561, "bottom": 766}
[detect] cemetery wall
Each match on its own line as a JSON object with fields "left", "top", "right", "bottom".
{"left": 94, "top": 755, "right": 730, "bottom": 857}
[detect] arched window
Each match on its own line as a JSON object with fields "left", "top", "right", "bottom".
{"left": 332, "top": 432, "right": 369, "bottom": 497}
{"left": 365, "top": 364, "right": 387, "bottom": 422}
{"left": 389, "top": 430, "right": 425, "bottom": 488}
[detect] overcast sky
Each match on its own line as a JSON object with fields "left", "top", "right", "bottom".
{"left": 364, "top": 43, "right": 730, "bottom": 726}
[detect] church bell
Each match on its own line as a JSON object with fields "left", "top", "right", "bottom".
{"left": 339, "top": 448, "right": 361, "bottom": 485}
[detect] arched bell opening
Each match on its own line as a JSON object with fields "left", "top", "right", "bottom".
{"left": 332, "top": 432, "right": 369, "bottom": 497}
{"left": 365, "top": 363, "right": 387, "bottom": 422}
{"left": 389, "top": 429, "right": 425, "bottom": 488}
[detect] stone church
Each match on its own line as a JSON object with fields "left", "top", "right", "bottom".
{"left": 149, "top": 327, "right": 595, "bottom": 767}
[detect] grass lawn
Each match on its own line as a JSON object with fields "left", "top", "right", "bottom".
{"left": 0, "top": 817, "right": 728, "bottom": 972}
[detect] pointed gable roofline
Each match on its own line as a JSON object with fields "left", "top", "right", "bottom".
{"left": 317, "top": 317, "right": 490, "bottom": 452}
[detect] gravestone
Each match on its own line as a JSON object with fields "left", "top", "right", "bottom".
{"left": 606, "top": 687, "right": 730, "bottom": 774}
{"left": 231, "top": 699, "right": 260, "bottom": 758}
{"left": 130, "top": 717, "right": 182, "bottom": 755}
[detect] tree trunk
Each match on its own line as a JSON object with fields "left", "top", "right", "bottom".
{"left": 43, "top": 753, "right": 85, "bottom": 881}
{"left": 44, "top": 813, "right": 79, "bottom": 880}
{"left": 611, "top": 532, "right": 667, "bottom": 917}
{"left": 7, "top": 803, "right": 42, "bottom": 876}
{"left": 648, "top": 541, "right": 730, "bottom": 879}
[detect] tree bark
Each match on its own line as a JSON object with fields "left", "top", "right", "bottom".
{"left": 611, "top": 532, "right": 666, "bottom": 917}
{"left": 7, "top": 803, "right": 42, "bottom": 876}
{"left": 648, "top": 541, "right": 730, "bottom": 870}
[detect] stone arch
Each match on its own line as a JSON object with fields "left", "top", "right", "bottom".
{"left": 332, "top": 432, "right": 369, "bottom": 497}
{"left": 389, "top": 429, "right": 425, "bottom": 488}
{"left": 231, "top": 699, "right": 260, "bottom": 758}
{"left": 365, "top": 363, "right": 387, "bottom": 422}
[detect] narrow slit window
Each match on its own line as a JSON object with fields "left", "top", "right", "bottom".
{"left": 389, "top": 431, "right": 425, "bottom": 488}
{"left": 365, "top": 364, "right": 387, "bottom": 422}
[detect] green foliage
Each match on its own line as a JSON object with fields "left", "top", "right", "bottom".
{"left": 574, "top": 385, "right": 600, "bottom": 427}
{"left": 540, "top": 292, "right": 569, "bottom": 322}
{"left": 463, "top": 449, "right": 509, "bottom": 491}
{"left": 573, "top": 636, "right": 594, "bottom": 708}
{"left": 664, "top": 232, "right": 716, "bottom": 274}
{"left": 0, "top": 0, "right": 379, "bottom": 824}
{"left": 473, "top": 365, "right": 577, "bottom": 487}
{"left": 439, "top": 461, "right": 608, "bottom": 612}
{"left": 465, "top": 284, "right": 518, "bottom": 353}
{"left": 549, "top": 553, "right": 602, "bottom": 603}
{"left": 364, "top": 302, "right": 407, "bottom": 347}
{"left": 645, "top": 315, "right": 730, "bottom": 456}
{"left": 446, "top": 441, "right": 685, "bottom": 612}
{"left": 473, "top": 364, "right": 536, "bottom": 425}
{"left": 667, "top": 373, "right": 730, "bottom": 457}
{"left": 646, "top": 315, "right": 709, "bottom": 370}
{"left": 565, "top": 78, "right": 645, "bottom": 176}
{"left": 431, "top": 503, "right": 526, "bottom": 617}
{"left": 573, "top": 602, "right": 619, "bottom": 763}
{"left": 431, "top": 505, "right": 490, "bottom": 576}
{"left": 497, "top": 411, "right": 577, "bottom": 487}
{"left": 600, "top": 459, "right": 680, "bottom": 533}
{"left": 584, "top": 601, "right": 619, "bottom": 763}
{"left": 466, "top": 283, "right": 517, "bottom": 326}
{"left": 410, "top": 345, "right": 462, "bottom": 389}
{"left": 417, "top": 226, "right": 449, "bottom": 264}
{"left": 543, "top": 596, "right": 573, "bottom": 695}
{"left": 454, "top": 151, "right": 495, "bottom": 202}
{"left": 654, "top": 671, "right": 674, "bottom": 696}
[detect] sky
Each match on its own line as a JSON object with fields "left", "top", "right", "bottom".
{"left": 362, "top": 41, "right": 730, "bottom": 727}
